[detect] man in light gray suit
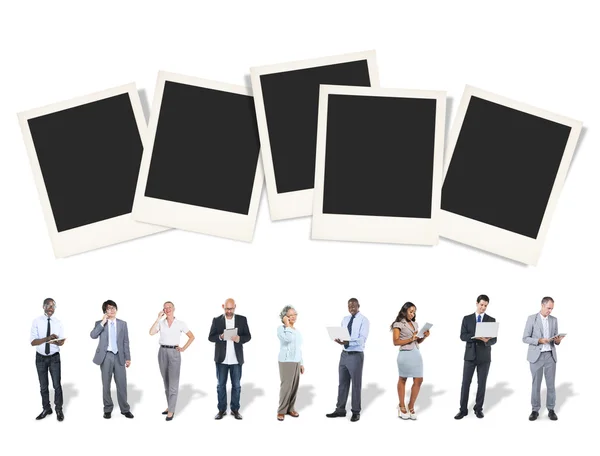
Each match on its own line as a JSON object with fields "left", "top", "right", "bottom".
{"left": 522, "top": 297, "right": 565, "bottom": 421}
{"left": 90, "top": 300, "right": 133, "bottom": 419}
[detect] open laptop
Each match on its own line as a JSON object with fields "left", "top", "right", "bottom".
{"left": 471, "top": 322, "right": 499, "bottom": 339}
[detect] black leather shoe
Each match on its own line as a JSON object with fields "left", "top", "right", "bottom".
{"left": 166, "top": 413, "right": 174, "bottom": 421}
{"left": 231, "top": 410, "right": 243, "bottom": 420}
{"left": 548, "top": 409, "right": 558, "bottom": 421}
{"left": 121, "top": 411, "right": 134, "bottom": 419}
{"left": 103, "top": 412, "right": 112, "bottom": 419}
{"left": 36, "top": 409, "right": 52, "bottom": 420}
{"left": 162, "top": 410, "right": 168, "bottom": 415}
{"left": 529, "top": 411, "right": 539, "bottom": 421}
{"left": 454, "top": 411, "right": 467, "bottom": 420}
{"left": 350, "top": 413, "right": 360, "bottom": 422}
{"left": 215, "top": 410, "right": 226, "bottom": 420}
{"left": 475, "top": 410, "right": 484, "bottom": 419}
{"left": 56, "top": 410, "right": 64, "bottom": 422}
{"left": 326, "top": 410, "right": 347, "bottom": 418}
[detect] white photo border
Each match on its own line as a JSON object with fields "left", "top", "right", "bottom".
{"left": 250, "top": 50, "right": 379, "bottom": 221}
{"left": 132, "top": 71, "right": 264, "bottom": 243}
{"left": 440, "top": 85, "right": 583, "bottom": 265}
{"left": 18, "top": 83, "right": 166, "bottom": 259}
{"left": 312, "top": 85, "right": 446, "bottom": 246}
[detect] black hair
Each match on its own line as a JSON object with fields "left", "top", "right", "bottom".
{"left": 390, "top": 302, "right": 417, "bottom": 329}
{"left": 102, "top": 299, "right": 118, "bottom": 313}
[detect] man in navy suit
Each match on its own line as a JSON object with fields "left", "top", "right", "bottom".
{"left": 454, "top": 294, "right": 497, "bottom": 419}
{"left": 208, "top": 298, "right": 251, "bottom": 420}
{"left": 90, "top": 300, "right": 133, "bottom": 419}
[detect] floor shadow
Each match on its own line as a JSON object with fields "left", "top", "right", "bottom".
{"left": 545, "top": 381, "right": 576, "bottom": 412}
{"left": 360, "top": 382, "right": 385, "bottom": 412}
{"left": 176, "top": 383, "right": 206, "bottom": 415}
{"left": 125, "top": 383, "right": 143, "bottom": 409}
{"left": 294, "top": 384, "right": 316, "bottom": 411}
{"left": 239, "top": 382, "right": 264, "bottom": 412}
{"left": 416, "top": 383, "right": 445, "bottom": 413}
{"left": 60, "top": 382, "right": 79, "bottom": 410}
{"left": 478, "top": 381, "right": 514, "bottom": 412}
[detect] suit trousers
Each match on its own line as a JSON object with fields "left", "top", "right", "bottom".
{"left": 101, "top": 351, "right": 130, "bottom": 413}
{"left": 158, "top": 347, "right": 181, "bottom": 413}
{"left": 216, "top": 363, "right": 242, "bottom": 411}
{"left": 459, "top": 359, "right": 490, "bottom": 413}
{"left": 35, "top": 352, "right": 63, "bottom": 411}
{"left": 278, "top": 362, "right": 300, "bottom": 414}
{"left": 530, "top": 351, "right": 556, "bottom": 411}
{"left": 335, "top": 351, "right": 364, "bottom": 414}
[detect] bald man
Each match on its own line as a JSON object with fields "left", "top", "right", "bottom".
{"left": 208, "top": 298, "right": 252, "bottom": 420}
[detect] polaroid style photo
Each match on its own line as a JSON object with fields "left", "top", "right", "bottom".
{"left": 312, "top": 85, "right": 446, "bottom": 245}
{"left": 18, "top": 84, "right": 166, "bottom": 258}
{"left": 251, "top": 51, "right": 379, "bottom": 220}
{"left": 440, "top": 85, "right": 583, "bottom": 265}
{"left": 132, "top": 72, "right": 263, "bottom": 242}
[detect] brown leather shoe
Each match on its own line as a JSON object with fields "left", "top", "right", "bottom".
{"left": 277, "top": 414, "right": 285, "bottom": 421}
{"left": 287, "top": 410, "right": 299, "bottom": 417}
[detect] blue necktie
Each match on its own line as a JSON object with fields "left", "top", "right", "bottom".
{"left": 110, "top": 321, "right": 118, "bottom": 354}
{"left": 477, "top": 314, "right": 482, "bottom": 323}
{"left": 344, "top": 315, "right": 355, "bottom": 349}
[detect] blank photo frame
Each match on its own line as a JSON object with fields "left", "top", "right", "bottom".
{"left": 251, "top": 51, "right": 379, "bottom": 220}
{"left": 312, "top": 86, "right": 446, "bottom": 245}
{"left": 132, "top": 72, "right": 263, "bottom": 242}
{"left": 18, "top": 84, "right": 165, "bottom": 258}
{"left": 440, "top": 86, "right": 583, "bottom": 265}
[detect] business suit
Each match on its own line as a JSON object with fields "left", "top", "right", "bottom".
{"left": 459, "top": 313, "right": 497, "bottom": 414}
{"left": 523, "top": 313, "right": 558, "bottom": 412}
{"left": 208, "top": 314, "right": 251, "bottom": 412}
{"left": 90, "top": 318, "right": 131, "bottom": 413}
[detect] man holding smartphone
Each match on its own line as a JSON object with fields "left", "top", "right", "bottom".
{"left": 523, "top": 296, "right": 565, "bottom": 421}
{"left": 90, "top": 299, "right": 133, "bottom": 419}
{"left": 30, "top": 298, "right": 65, "bottom": 421}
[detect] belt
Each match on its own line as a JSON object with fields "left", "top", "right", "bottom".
{"left": 344, "top": 350, "right": 363, "bottom": 354}
{"left": 36, "top": 352, "right": 59, "bottom": 358}
{"left": 161, "top": 345, "right": 178, "bottom": 349}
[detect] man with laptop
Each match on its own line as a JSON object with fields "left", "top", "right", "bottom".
{"left": 454, "top": 294, "right": 498, "bottom": 420}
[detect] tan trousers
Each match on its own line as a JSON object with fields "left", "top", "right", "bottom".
{"left": 278, "top": 362, "right": 300, "bottom": 414}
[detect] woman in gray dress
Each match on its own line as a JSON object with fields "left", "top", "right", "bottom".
{"left": 391, "top": 302, "right": 430, "bottom": 420}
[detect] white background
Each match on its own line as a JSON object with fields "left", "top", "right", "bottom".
{"left": 1, "top": 1, "right": 596, "bottom": 454}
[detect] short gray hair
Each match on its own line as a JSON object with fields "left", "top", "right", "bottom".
{"left": 279, "top": 305, "right": 296, "bottom": 322}
{"left": 541, "top": 296, "right": 554, "bottom": 306}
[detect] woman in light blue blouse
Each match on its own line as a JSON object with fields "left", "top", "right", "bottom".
{"left": 277, "top": 305, "right": 304, "bottom": 421}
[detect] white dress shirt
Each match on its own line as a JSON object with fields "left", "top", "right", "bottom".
{"left": 475, "top": 312, "right": 486, "bottom": 322}
{"left": 540, "top": 314, "right": 552, "bottom": 352}
{"left": 224, "top": 315, "right": 238, "bottom": 365}
{"left": 30, "top": 315, "right": 64, "bottom": 356}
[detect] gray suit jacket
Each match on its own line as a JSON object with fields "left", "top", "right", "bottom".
{"left": 90, "top": 318, "right": 130, "bottom": 366}
{"left": 522, "top": 313, "right": 558, "bottom": 363}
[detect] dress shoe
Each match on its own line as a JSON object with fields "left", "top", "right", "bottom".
{"left": 56, "top": 410, "right": 64, "bottom": 422}
{"left": 529, "top": 411, "right": 539, "bottom": 421}
{"left": 287, "top": 410, "right": 299, "bottom": 418}
{"left": 166, "top": 413, "right": 174, "bottom": 421}
{"left": 326, "top": 410, "right": 346, "bottom": 418}
{"left": 214, "top": 410, "right": 226, "bottom": 420}
{"left": 454, "top": 411, "right": 467, "bottom": 420}
{"left": 35, "top": 409, "right": 52, "bottom": 420}
{"left": 231, "top": 410, "right": 243, "bottom": 420}
{"left": 277, "top": 414, "right": 285, "bottom": 421}
{"left": 475, "top": 410, "right": 484, "bottom": 419}
{"left": 121, "top": 411, "right": 134, "bottom": 419}
{"left": 548, "top": 409, "right": 558, "bottom": 421}
{"left": 103, "top": 412, "right": 112, "bottom": 419}
{"left": 350, "top": 413, "right": 360, "bottom": 422}
{"left": 162, "top": 410, "right": 168, "bottom": 415}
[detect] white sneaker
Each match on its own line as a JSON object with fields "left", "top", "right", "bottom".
{"left": 398, "top": 406, "right": 410, "bottom": 420}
